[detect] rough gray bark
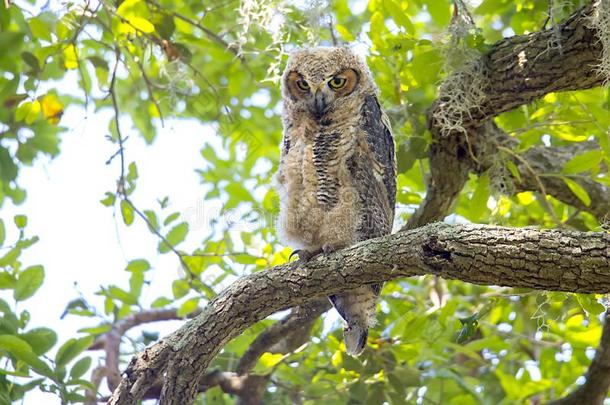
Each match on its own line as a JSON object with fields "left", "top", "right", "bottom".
{"left": 108, "top": 223, "right": 610, "bottom": 405}
{"left": 482, "top": 1, "right": 605, "bottom": 119}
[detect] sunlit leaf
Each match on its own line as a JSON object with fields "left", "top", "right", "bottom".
{"left": 562, "top": 177, "right": 591, "bottom": 206}
{"left": 62, "top": 44, "right": 78, "bottom": 69}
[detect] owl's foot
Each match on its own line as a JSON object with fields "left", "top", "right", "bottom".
{"left": 322, "top": 244, "right": 342, "bottom": 255}
{"left": 289, "top": 249, "right": 322, "bottom": 263}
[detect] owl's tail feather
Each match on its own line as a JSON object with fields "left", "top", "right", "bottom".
{"left": 344, "top": 324, "right": 368, "bottom": 356}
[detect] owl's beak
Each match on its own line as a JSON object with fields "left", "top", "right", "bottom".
{"left": 314, "top": 90, "right": 329, "bottom": 118}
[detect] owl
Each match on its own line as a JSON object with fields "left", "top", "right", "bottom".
{"left": 275, "top": 47, "right": 396, "bottom": 355}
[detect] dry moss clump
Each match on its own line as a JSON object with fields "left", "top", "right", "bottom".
{"left": 588, "top": 0, "right": 610, "bottom": 83}
{"left": 432, "top": 1, "right": 489, "bottom": 137}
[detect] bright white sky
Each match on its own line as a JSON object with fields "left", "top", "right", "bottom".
{"left": 2, "top": 88, "right": 219, "bottom": 403}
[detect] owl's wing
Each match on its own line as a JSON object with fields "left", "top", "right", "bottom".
{"left": 355, "top": 94, "right": 397, "bottom": 239}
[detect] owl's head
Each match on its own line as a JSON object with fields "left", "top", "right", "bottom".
{"left": 281, "top": 47, "right": 376, "bottom": 121}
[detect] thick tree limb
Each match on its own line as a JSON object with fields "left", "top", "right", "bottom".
{"left": 108, "top": 223, "right": 610, "bottom": 404}
{"left": 472, "top": 0, "right": 604, "bottom": 121}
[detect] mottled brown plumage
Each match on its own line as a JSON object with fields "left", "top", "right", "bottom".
{"left": 275, "top": 47, "right": 396, "bottom": 355}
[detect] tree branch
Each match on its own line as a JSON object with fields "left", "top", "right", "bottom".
{"left": 515, "top": 142, "right": 610, "bottom": 222}
{"left": 473, "top": 0, "right": 604, "bottom": 121}
{"left": 108, "top": 223, "right": 610, "bottom": 404}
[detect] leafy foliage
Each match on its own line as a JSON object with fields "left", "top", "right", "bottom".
{"left": 0, "top": 0, "right": 609, "bottom": 403}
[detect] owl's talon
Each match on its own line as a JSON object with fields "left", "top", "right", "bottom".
{"left": 322, "top": 244, "right": 337, "bottom": 255}
{"left": 289, "top": 250, "right": 301, "bottom": 262}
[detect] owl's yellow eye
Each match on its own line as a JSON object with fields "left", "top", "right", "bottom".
{"left": 296, "top": 79, "right": 310, "bottom": 91}
{"left": 328, "top": 77, "right": 347, "bottom": 90}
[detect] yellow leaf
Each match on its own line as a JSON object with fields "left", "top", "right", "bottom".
{"left": 148, "top": 103, "right": 160, "bottom": 118}
{"left": 118, "top": 22, "right": 137, "bottom": 36}
{"left": 63, "top": 44, "right": 78, "bottom": 69}
{"left": 331, "top": 350, "right": 342, "bottom": 367}
{"left": 336, "top": 24, "right": 355, "bottom": 41}
{"left": 516, "top": 191, "right": 534, "bottom": 205}
{"left": 41, "top": 94, "right": 64, "bottom": 125}
{"left": 128, "top": 17, "right": 155, "bottom": 34}
{"left": 259, "top": 352, "right": 284, "bottom": 368}
{"left": 25, "top": 100, "right": 41, "bottom": 124}
{"left": 116, "top": 0, "right": 141, "bottom": 16}
{"left": 494, "top": 196, "right": 511, "bottom": 216}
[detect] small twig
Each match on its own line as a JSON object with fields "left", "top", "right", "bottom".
{"left": 327, "top": 14, "right": 338, "bottom": 46}
{"left": 143, "top": 0, "right": 245, "bottom": 63}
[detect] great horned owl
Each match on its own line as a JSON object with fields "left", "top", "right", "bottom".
{"left": 275, "top": 46, "right": 396, "bottom": 356}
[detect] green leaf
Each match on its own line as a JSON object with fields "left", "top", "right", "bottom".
{"left": 20, "top": 327, "right": 57, "bottom": 355}
{"left": 86, "top": 56, "right": 109, "bottom": 71}
{"left": 177, "top": 297, "right": 199, "bottom": 317}
{"left": 126, "top": 259, "right": 150, "bottom": 272}
{"left": 143, "top": 210, "right": 160, "bottom": 231}
{"left": 107, "top": 286, "right": 138, "bottom": 305}
{"left": 563, "top": 177, "right": 591, "bottom": 206}
{"left": 129, "top": 269, "right": 144, "bottom": 298}
{"left": 126, "top": 161, "right": 138, "bottom": 182}
{"left": 383, "top": 0, "right": 415, "bottom": 35}
{"left": 14, "top": 215, "right": 27, "bottom": 229}
{"left": 21, "top": 51, "right": 40, "bottom": 73}
{"left": 0, "top": 335, "right": 54, "bottom": 379}
{"left": 0, "top": 219, "right": 4, "bottom": 246}
{"left": 159, "top": 222, "right": 188, "bottom": 253}
{"left": 163, "top": 212, "right": 180, "bottom": 226}
{"left": 120, "top": 199, "right": 134, "bottom": 225}
{"left": 55, "top": 336, "right": 94, "bottom": 367}
{"left": 69, "top": 356, "right": 92, "bottom": 380}
{"left": 172, "top": 279, "right": 189, "bottom": 299}
{"left": 29, "top": 16, "right": 53, "bottom": 42}
{"left": 14, "top": 265, "right": 44, "bottom": 301}
{"left": 575, "top": 294, "right": 605, "bottom": 317}
{"left": 468, "top": 172, "right": 490, "bottom": 221}
{"left": 0, "top": 272, "right": 15, "bottom": 289}
{"left": 562, "top": 150, "right": 603, "bottom": 174}
{"left": 152, "top": 13, "right": 175, "bottom": 38}
{"left": 151, "top": 297, "right": 172, "bottom": 308}
{"left": 506, "top": 160, "right": 522, "bottom": 183}
{"left": 425, "top": 0, "right": 451, "bottom": 26}
{"left": 100, "top": 192, "right": 115, "bottom": 207}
